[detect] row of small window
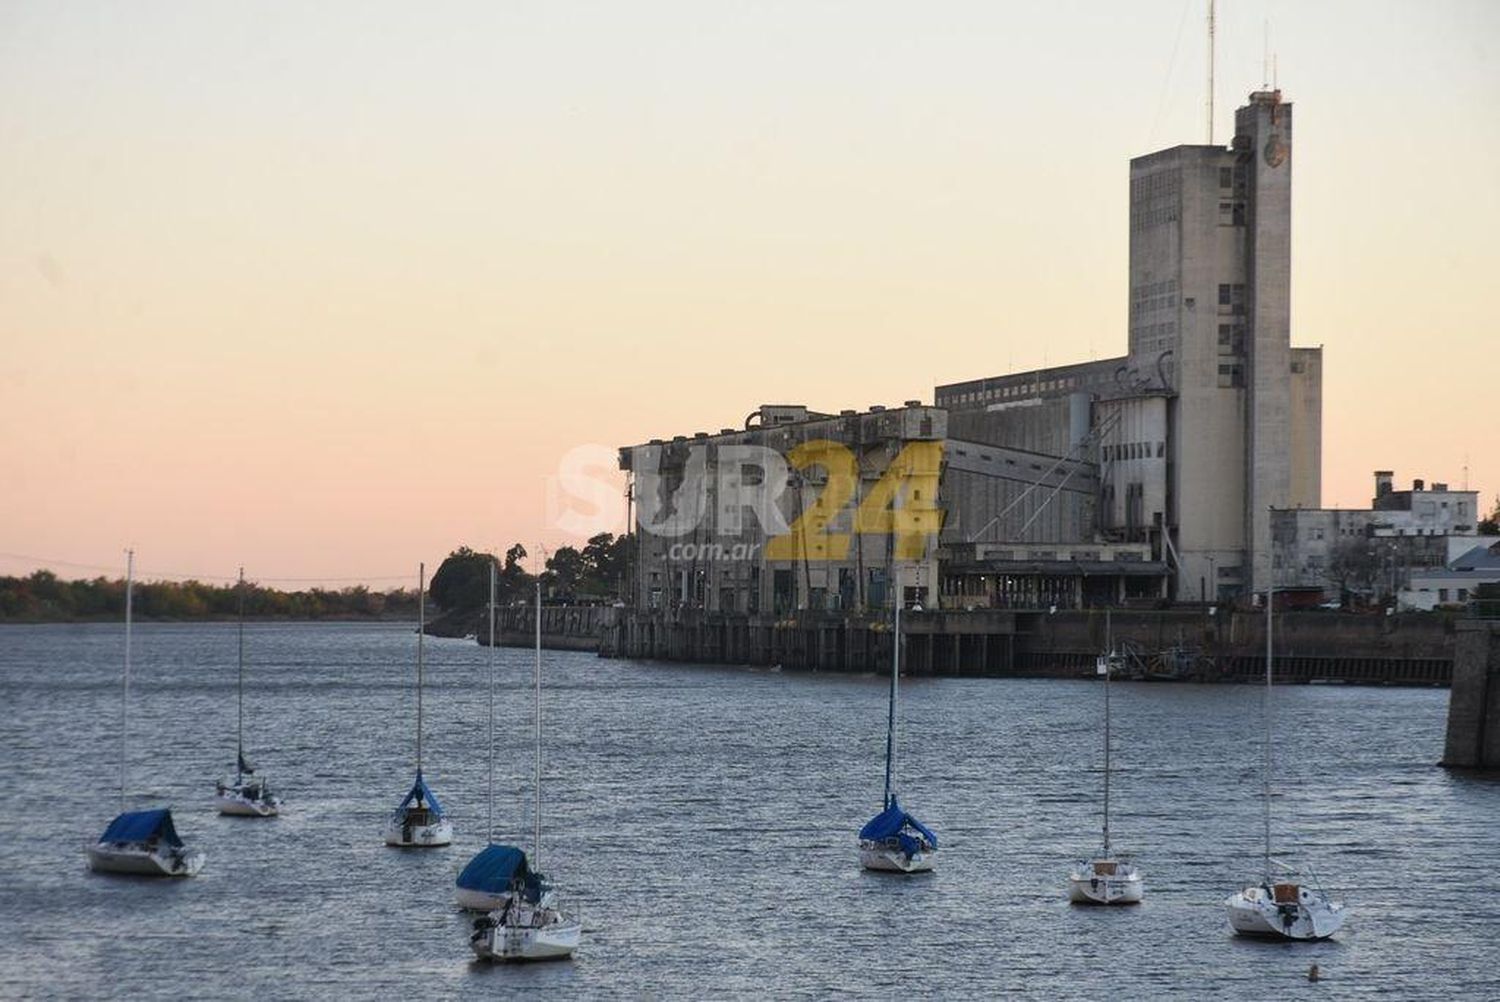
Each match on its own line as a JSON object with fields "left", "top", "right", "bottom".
{"left": 1421, "top": 588, "right": 1471, "bottom": 603}
{"left": 1103, "top": 441, "right": 1164, "bottom": 461}
{"left": 1218, "top": 323, "right": 1246, "bottom": 355}
{"left": 1133, "top": 171, "right": 1182, "bottom": 197}
{"left": 1218, "top": 201, "right": 1247, "bottom": 226}
{"left": 1130, "top": 206, "right": 1179, "bottom": 230}
{"left": 1218, "top": 165, "right": 1250, "bottom": 192}
{"left": 1218, "top": 363, "right": 1245, "bottom": 388}
{"left": 1218, "top": 283, "right": 1246, "bottom": 309}
{"left": 1129, "top": 296, "right": 1179, "bottom": 317}
{"left": 1132, "top": 321, "right": 1177, "bottom": 342}
{"left": 945, "top": 372, "right": 1114, "bottom": 404}
{"left": 1132, "top": 278, "right": 1179, "bottom": 298}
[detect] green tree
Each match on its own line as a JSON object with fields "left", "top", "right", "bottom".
{"left": 1478, "top": 495, "right": 1500, "bottom": 535}
{"left": 498, "top": 544, "right": 533, "bottom": 603}
{"left": 429, "top": 547, "right": 499, "bottom": 612}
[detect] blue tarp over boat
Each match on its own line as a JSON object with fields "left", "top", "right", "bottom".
{"left": 99, "top": 808, "right": 183, "bottom": 847}
{"left": 859, "top": 796, "right": 938, "bottom": 856}
{"left": 395, "top": 771, "right": 445, "bottom": 817}
{"left": 456, "top": 844, "right": 529, "bottom": 893}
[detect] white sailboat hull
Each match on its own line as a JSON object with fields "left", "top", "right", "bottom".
{"left": 87, "top": 843, "right": 204, "bottom": 877}
{"left": 217, "top": 794, "right": 279, "bottom": 817}
{"left": 860, "top": 844, "right": 935, "bottom": 873}
{"left": 384, "top": 815, "right": 453, "bottom": 847}
{"left": 1225, "top": 885, "right": 1346, "bottom": 940}
{"left": 1068, "top": 869, "right": 1143, "bottom": 905}
{"left": 471, "top": 917, "right": 581, "bottom": 962}
{"left": 215, "top": 779, "right": 281, "bottom": 817}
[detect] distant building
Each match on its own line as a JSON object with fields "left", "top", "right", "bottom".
{"left": 1273, "top": 471, "right": 1482, "bottom": 602}
{"left": 619, "top": 90, "right": 1332, "bottom": 613}
{"left": 617, "top": 402, "right": 1164, "bottom": 616}
{"left": 938, "top": 89, "right": 1317, "bottom": 601}
{"left": 1401, "top": 540, "right": 1500, "bottom": 611}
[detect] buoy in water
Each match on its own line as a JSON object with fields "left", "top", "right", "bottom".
{"left": 1308, "top": 964, "right": 1321, "bottom": 983}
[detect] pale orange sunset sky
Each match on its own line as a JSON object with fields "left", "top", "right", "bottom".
{"left": 2, "top": 1, "right": 1496, "bottom": 585}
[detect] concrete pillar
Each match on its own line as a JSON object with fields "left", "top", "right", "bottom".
{"left": 1444, "top": 621, "right": 1500, "bottom": 769}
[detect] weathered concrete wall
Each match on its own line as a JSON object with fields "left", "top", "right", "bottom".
{"left": 604, "top": 607, "right": 1455, "bottom": 686}
{"left": 1442, "top": 622, "right": 1500, "bottom": 769}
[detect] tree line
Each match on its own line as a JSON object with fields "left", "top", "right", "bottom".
{"left": 0, "top": 532, "right": 632, "bottom": 622}
{"left": 428, "top": 533, "right": 631, "bottom": 613}
{"left": 0, "top": 570, "right": 420, "bottom": 622}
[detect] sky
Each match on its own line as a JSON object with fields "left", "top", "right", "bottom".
{"left": 1, "top": 1, "right": 1496, "bottom": 586}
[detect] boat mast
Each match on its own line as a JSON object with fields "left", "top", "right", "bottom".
{"left": 237, "top": 567, "right": 245, "bottom": 779}
{"left": 534, "top": 579, "right": 542, "bottom": 868}
{"left": 1263, "top": 517, "right": 1274, "bottom": 883}
{"left": 883, "top": 565, "right": 901, "bottom": 810}
{"left": 487, "top": 560, "right": 496, "bottom": 844}
{"left": 121, "top": 548, "right": 134, "bottom": 813}
{"left": 417, "top": 562, "right": 425, "bottom": 778}
{"left": 1104, "top": 607, "right": 1112, "bottom": 852}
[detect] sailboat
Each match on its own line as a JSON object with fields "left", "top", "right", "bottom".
{"left": 1068, "top": 609, "right": 1143, "bottom": 904}
{"left": 858, "top": 567, "right": 938, "bottom": 874}
{"left": 385, "top": 562, "right": 453, "bottom": 847}
{"left": 456, "top": 562, "right": 519, "bottom": 911}
{"left": 216, "top": 569, "right": 282, "bottom": 817}
{"left": 88, "top": 550, "right": 205, "bottom": 877}
{"left": 470, "top": 580, "right": 582, "bottom": 962}
{"left": 1224, "top": 539, "right": 1346, "bottom": 939}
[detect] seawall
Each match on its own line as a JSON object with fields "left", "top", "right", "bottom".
{"left": 602, "top": 607, "right": 1456, "bottom": 686}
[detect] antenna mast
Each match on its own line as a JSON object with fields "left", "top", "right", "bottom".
{"left": 121, "top": 549, "right": 134, "bottom": 812}
{"left": 1206, "top": 0, "right": 1216, "bottom": 144}
{"left": 417, "top": 562, "right": 425, "bottom": 776}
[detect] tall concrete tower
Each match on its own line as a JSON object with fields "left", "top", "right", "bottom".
{"left": 1236, "top": 90, "right": 1295, "bottom": 593}
{"left": 1126, "top": 90, "right": 1317, "bottom": 599}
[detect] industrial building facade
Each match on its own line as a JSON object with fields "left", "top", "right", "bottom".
{"left": 619, "top": 90, "right": 1325, "bottom": 613}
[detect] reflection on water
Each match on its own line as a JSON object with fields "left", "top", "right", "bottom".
{"left": 0, "top": 622, "right": 1495, "bottom": 999}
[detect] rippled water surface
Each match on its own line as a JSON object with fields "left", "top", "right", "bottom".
{"left": 0, "top": 622, "right": 1496, "bottom": 1000}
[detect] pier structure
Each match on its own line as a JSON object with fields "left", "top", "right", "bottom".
{"left": 1442, "top": 586, "right": 1500, "bottom": 768}
{"left": 600, "top": 606, "right": 1453, "bottom": 686}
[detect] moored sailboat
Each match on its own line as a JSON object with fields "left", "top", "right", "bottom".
{"left": 385, "top": 562, "right": 453, "bottom": 847}
{"left": 1068, "top": 609, "right": 1143, "bottom": 905}
{"left": 470, "top": 581, "right": 582, "bottom": 962}
{"left": 1224, "top": 525, "right": 1346, "bottom": 939}
{"left": 88, "top": 550, "right": 205, "bottom": 877}
{"left": 216, "top": 568, "right": 282, "bottom": 817}
{"left": 858, "top": 567, "right": 937, "bottom": 874}
{"left": 456, "top": 562, "right": 517, "bottom": 911}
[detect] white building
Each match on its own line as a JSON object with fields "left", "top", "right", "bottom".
{"left": 1401, "top": 540, "right": 1500, "bottom": 611}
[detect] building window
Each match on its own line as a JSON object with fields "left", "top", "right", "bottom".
{"left": 1439, "top": 589, "right": 1449, "bottom": 602}
{"left": 1219, "top": 167, "right": 1233, "bottom": 188}
{"left": 1218, "top": 283, "right": 1232, "bottom": 306}
{"left": 1459, "top": 588, "right": 1469, "bottom": 602}
{"left": 1218, "top": 363, "right": 1244, "bottom": 388}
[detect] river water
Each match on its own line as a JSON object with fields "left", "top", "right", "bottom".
{"left": 0, "top": 622, "right": 1494, "bottom": 1000}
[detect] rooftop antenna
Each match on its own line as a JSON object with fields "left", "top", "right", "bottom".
{"left": 1206, "top": 0, "right": 1216, "bottom": 144}
{"left": 1262, "top": 19, "right": 1270, "bottom": 89}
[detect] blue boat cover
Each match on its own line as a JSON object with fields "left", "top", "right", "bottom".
{"left": 859, "top": 795, "right": 938, "bottom": 856}
{"left": 99, "top": 808, "right": 183, "bottom": 848}
{"left": 395, "top": 771, "right": 445, "bottom": 817}
{"left": 456, "top": 844, "right": 530, "bottom": 893}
